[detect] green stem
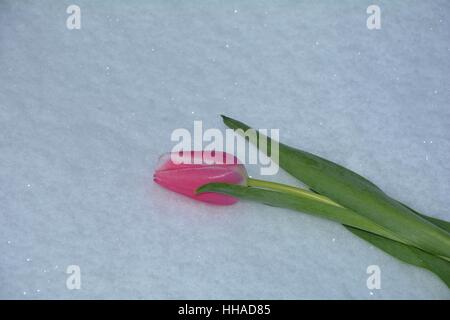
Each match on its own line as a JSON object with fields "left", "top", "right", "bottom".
{"left": 247, "top": 178, "right": 343, "bottom": 208}
{"left": 245, "top": 178, "right": 409, "bottom": 245}
{"left": 245, "top": 178, "right": 450, "bottom": 262}
{"left": 200, "top": 182, "right": 408, "bottom": 245}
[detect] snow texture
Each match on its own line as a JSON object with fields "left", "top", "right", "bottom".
{"left": 1, "top": 0, "right": 449, "bottom": 299}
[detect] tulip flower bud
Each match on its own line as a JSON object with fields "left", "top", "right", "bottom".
{"left": 153, "top": 151, "right": 247, "bottom": 205}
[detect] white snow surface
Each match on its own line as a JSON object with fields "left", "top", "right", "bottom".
{"left": 1, "top": 1, "right": 449, "bottom": 299}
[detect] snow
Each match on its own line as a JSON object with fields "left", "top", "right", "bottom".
{"left": 1, "top": 1, "right": 449, "bottom": 299}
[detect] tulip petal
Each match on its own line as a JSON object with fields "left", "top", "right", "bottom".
{"left": 154, "top": 151, "right": 246, "bottom": 205}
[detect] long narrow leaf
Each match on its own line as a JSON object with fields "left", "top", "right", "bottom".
{"left": 198, "top": 183, "right": 406, "bottom": 245}
{"left": 221, "top": 115, "right": 450, "bottom": 259}
{"left": 396, "top": 200, "right": 450, "bottom": 233}
{"left": 198, "top": 183, "right": 450, "bottom": 287}
{"left": 346, "top": 226, "right": 450, "bottom": 288}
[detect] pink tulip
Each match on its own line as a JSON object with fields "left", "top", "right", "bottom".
{"left": 153, "top": 151, "right": 247, "bottom": 205}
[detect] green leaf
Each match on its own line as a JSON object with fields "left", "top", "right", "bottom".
{"left": 346, "top": 226, "right": 450, "bottom": 288}
{"left": 221, "top": 115, "right": 450, "bottom": 259}
{"left": 396, "top": 200, "right": 450, "bottom": 233}
{"left": 198, "top": 182, "right": 450, "bottom": 287}
{"left": 198, "top": 183, "right": 405, "bottom": 244}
